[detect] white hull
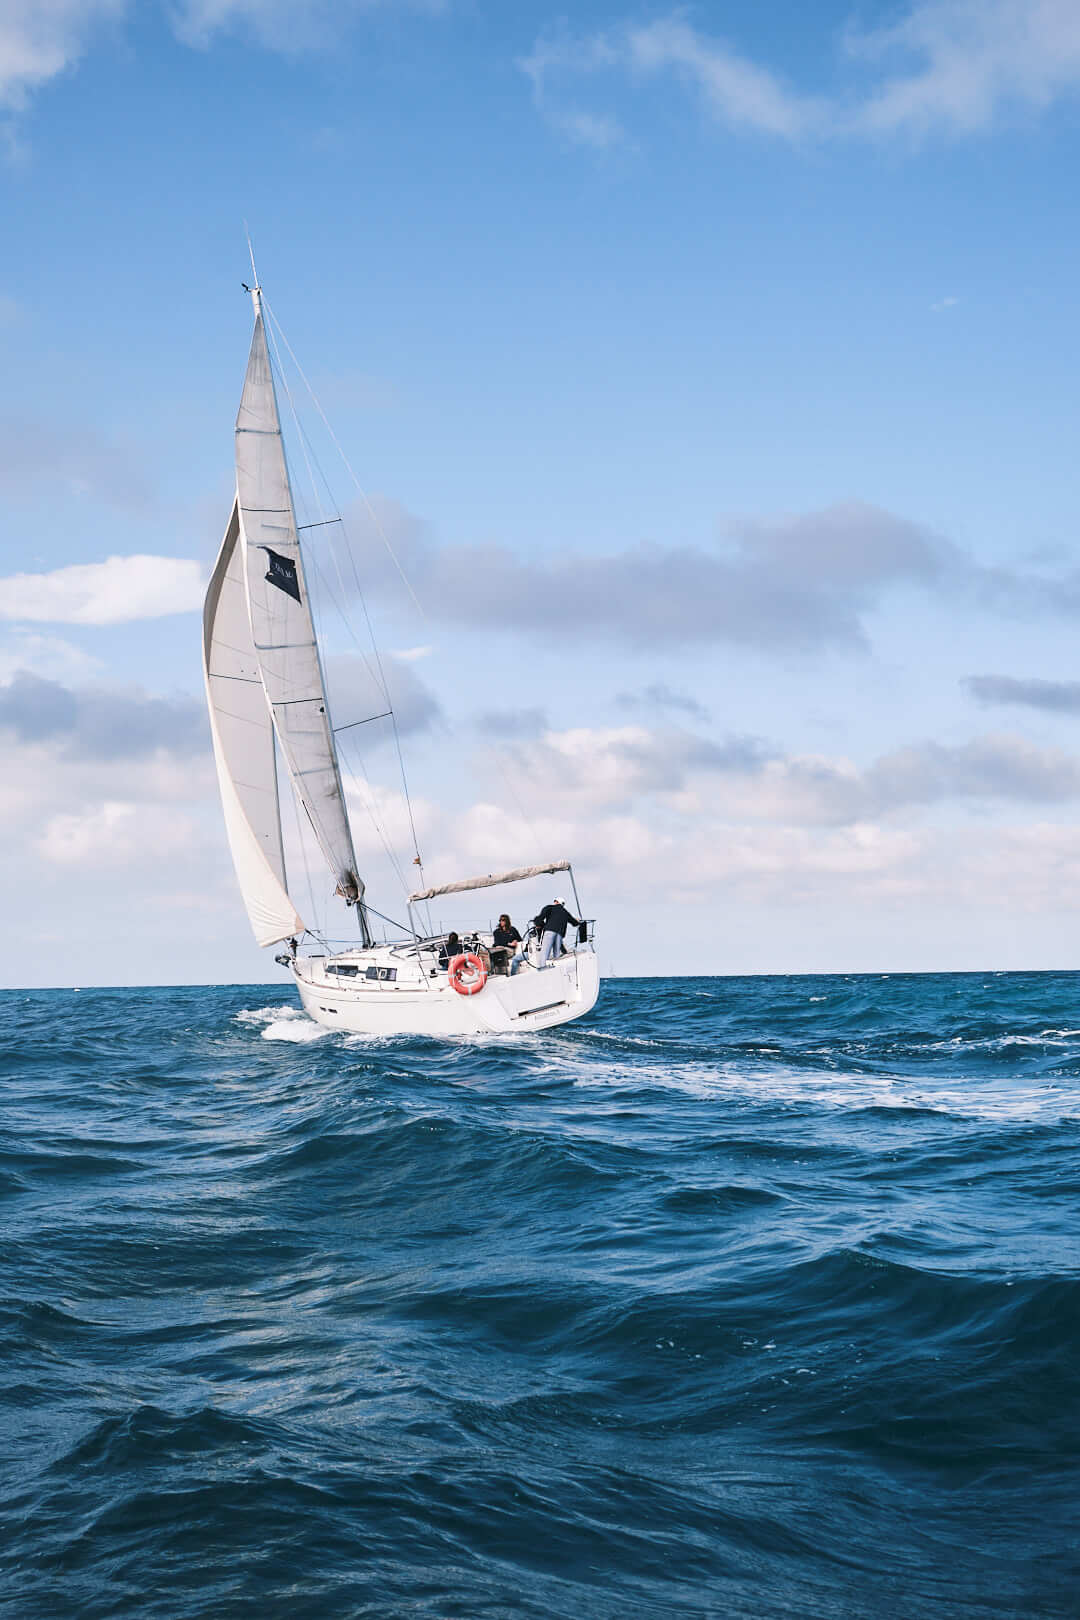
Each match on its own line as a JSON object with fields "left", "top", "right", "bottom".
{"left": 293, "top": 944, "right": 599, "bottom": 1037}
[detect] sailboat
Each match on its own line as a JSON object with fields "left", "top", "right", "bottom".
{"left": 203, "top": 282, "right": 600, "bottom": 1036}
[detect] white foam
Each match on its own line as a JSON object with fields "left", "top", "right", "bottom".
{"left": 234, "top": 1005, "right": 329, "bottom": 1044}
{"left": 563, "top": 1054, "right": 1080, "bottom": 1123}
{"left": 262, "top": 1017, "right": 329, "bottom": 1043}
{"left": 234, "top": 1004, "right": 301, "bottom": 1026}
{"left": 924, "top": 1027, "right": 1080, "bottom": 1054}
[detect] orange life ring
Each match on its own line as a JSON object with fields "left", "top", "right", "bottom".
{"left": 448, "top": 951, "right": 487, "bottom": 996}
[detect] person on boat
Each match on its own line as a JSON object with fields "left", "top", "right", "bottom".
{"left": 492, "top": 914, "right": 523, "bottom": 975}
{"left": 438, "top": 931, "right": 464, "bottom": 969}
{"left": 535, "top": 897, "right": 580, "bottom": 968}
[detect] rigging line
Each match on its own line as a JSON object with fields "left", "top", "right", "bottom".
{"left": 264, "top": 298, "right": 427, "bottom": 621}
{"left": 289, "top": 537, "right": 413, "bottom": 899}
{"left": 341, "top": 732, "right": 414, "bottom": 894}
{"left": 311, "top": 487, "right": 426, "bottom": 883}
{"left": 302, "top": 544, "right": 384, "bottom": 691}
{"left": 338, "top": 731, "right": 413, "bottom": 897}
{"left": 264, "top": 307, "right": 534, "bottom": 920}
{"left": 264, "top": 299, "right": 541, "bottom": 863}
{"left": 334, "top": 712, "right": 393, "bottom": 733}
{"left": 364, "top": 903, "right": 420, "bottom": 939}
{"left": 314, "top": 488, "right": 536, "bottom": 861}
{"left": 267, "top": 362, "right": 394, "bottom": 728}
{"left": 268, "top": 323, "right": 394, "bottom": 938}
{"left": 336, "top": 732, "right": 413, "bottom": 899}
{"left": 264, "top": 316, "right": 331, "bottom": 533}
{"left": 264, "top": 324, "right": 425, "bottom": 889}
{"left": 298, "top": 518, "right": 343, "bottom": 531}
{"left": 267, "top": 347, "right": 395, "bottom": 723}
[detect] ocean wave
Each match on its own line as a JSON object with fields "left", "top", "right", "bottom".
{"left": 4, "top": 974, "right": 1080, "bottom": 1618}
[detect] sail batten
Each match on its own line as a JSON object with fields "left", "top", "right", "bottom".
{"left": 234, "top": 306, "right": 365, "bottom": 925}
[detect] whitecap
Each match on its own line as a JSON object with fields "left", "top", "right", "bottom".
{"left": 234, "top": 1004, "right": 302, "bottom": 1027}
{"left": 234, "top": 1005, "right": 329, "bottom": 1043}
{"left": 566, "top": 1054, "right": 1080, "bottom": 1122}
{"left": 261, "top": 1016, "right": 329, "bottom": 1044}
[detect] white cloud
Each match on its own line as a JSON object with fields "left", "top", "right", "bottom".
{"left": 6, "top": 676, "right": 1080, "bottom": 976}
{"left": 524, "top": 2, "right": 1080, "bottom": 149}
{"left": 624, "top": 15, "right": 824, "bottom": 138}
{"left": 0, "top": 629, "right": 102, "bottom": 682}
{"left": 849, "top": 0, "right": 1080, "bottom": 137}
{"left": 35, "top": 798, "right": 198, "bottom": 865}
{"left": 0, "top": 0, "right": 443, "bottom": 115}
{"left": 170, "top": 0, "right": 443, "bottom": 52}
{"left": 1, "top": 555, "right": 205, "bottom": 625}
{"left": 518, "top": 36, "right": 627, "bottom": 151}
{"left": 487, "top": 722, "right": 1080, "bottom": 827}
{"left": 0, "top": 0, "right": 123, "bottom": 110}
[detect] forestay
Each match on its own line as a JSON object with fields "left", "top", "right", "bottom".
{"left": 409, "top": 861, "right": 571, "bottom": 903}
{"left": 235, "top": 301, "right": 363, "bottom": 912}
{"left": 203, "top": 499, "right": 305, "bottom": 947}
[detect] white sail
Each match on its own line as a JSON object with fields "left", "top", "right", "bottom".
{"left": 203, "top": 498, "right": 305, "bottom": 948}
{"left": 234, "top": 301, "right": 364, "bottom": 919}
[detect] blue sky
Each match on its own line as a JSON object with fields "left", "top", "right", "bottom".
{"left": 5, "top": 0, "right": 1080, "bottom": 984}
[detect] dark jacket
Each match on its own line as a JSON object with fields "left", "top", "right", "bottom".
{"left": 493, "top": 925, "right": 522, "bottom": 948}
{"left": 535, "top": 903, "right": 579, "bottom": 939}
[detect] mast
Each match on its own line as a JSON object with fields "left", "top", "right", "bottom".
{"left": 235, "top": 278, "right": 373, "bottom": 947}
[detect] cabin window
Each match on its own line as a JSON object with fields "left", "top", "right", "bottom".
{"left": 326, "top": 964, "right": 359, "bottom": 978}
{"left": 365, "top": 966, "right": 397, "bottom": 982}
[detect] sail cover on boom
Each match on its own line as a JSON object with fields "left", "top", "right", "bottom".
{"left": 203, "top": 499, "right": 305, "bottom": 947}
{"left": 409, "top": 861, "right": 572, "bottom": 904}
{"left": 234, "top": 302, "right": 364, "bottom": 915}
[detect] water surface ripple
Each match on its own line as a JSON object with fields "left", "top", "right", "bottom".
{"left": 2, "top": 973, "right": 1078, "bottom": 1617}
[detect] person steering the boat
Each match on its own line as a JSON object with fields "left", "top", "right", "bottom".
{"left": 535, "top": 897, "right": 580, "bottom": 969}
{"left": 492, "top": 914, "right": 523, "bottom": 976}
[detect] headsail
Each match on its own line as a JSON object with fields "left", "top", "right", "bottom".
{"left": 203, "top": 499, "right": 305, "bottom": 948}
{"left": 234, "top": 297, "right": 366, "bottom": 931}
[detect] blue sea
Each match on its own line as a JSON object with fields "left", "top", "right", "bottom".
{"left": 2, "top": 973, "right": 1078, "bottom": 1618}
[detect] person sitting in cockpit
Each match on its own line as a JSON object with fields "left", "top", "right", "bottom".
{"left": 491, "top": 913, "right": 523, "bottom": 975}
{"left": 438, "top": 931, "right": 463, "bottom": 970}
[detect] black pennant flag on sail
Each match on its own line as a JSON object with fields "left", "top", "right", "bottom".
{"left": 259, "top": 546, "right": 301, "bottom": 604}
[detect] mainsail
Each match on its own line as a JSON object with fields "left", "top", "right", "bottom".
{"left": 203, "top": 499, "right": 305, "bottom": 947}
{"left": 233, "top": 296, "right": 367, "bottom": 934}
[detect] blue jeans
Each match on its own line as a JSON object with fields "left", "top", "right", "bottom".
{"left": 539, "top": 929, "right": 564, "bottom": 967}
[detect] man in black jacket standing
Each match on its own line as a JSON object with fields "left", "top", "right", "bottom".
{"left": 535, "top": 897, "right": 580, "bottom": 969}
